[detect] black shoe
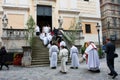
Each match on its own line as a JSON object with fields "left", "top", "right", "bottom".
{"left": 75, "top": 67, "right": 78, "bottom": 69}
{"left": 112, "top": 74, "right": 118, "bottom": 79}
{"left": 88, "top": 69, "right": 92, "bottom": 71}
{"left": 70, "top": 67, "right": 74, "bottom": 69}
{"left": 96, "top": 69, "right": 100, "bottom": 73}
{"left": 51, "top": 67, "right": 56, "bottom": 69}
{"left": 60, "top": 70, "right": 62, "bottom": 73}
{"left": 63, "top": 72, "right": 67, "bottom": 74}
{"left": 51, "top": 67, "right": 54, "bottom": 69}
{"left": 108, "top": 73, "right": 113, "bottom": 76}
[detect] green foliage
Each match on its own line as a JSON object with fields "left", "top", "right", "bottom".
{"left": 81, "top": 47, "right": 86, "bottom": 55}
{"left": 26, "top": 15, "right": 35, "bottom": 47}
{"left": 26, "top": 15, "right": 35, "bottom": 30}
{"left": 68, "top": 17, "right": 81, "bottom": 44}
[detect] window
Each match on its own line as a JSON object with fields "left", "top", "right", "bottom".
{"left": 84, "top": 0, "right": 89, "bottom": 1}
{"left": 85, "top": 24, "right": 91, "bottom": 33}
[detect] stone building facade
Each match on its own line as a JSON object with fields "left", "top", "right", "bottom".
{"left": 0, "top": 0, "right": 102, "bottom": 50}
{"left": 100, "top": 0, "right": 120, "bottom": 44}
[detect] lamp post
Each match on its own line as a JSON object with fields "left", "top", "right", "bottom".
{"left": 58, "top": 16, "right": 63, "bottom": 29}
{"left": 96, "top": 23, "right": 101, "bottom": 49}
{"left": 2, "top": 14, "right": 8, "bottom": 28}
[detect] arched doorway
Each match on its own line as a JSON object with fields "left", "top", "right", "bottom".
{"left": 37, "top": 5, "right": 52, "bottom": 32}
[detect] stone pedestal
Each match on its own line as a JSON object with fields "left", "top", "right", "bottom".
{"left": 21, "top": 46, "right": 32, "bottom": 67}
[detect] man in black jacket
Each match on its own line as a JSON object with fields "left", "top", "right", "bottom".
{"left": 0, "top": 46, "right": 9, "bottom": 70}
{"left": 105, "top": 38, "right": 118, "bottom": 79}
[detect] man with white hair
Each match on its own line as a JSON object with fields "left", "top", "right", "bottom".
{"left": 84, "top": 41, "right": 100, "bottom": 72}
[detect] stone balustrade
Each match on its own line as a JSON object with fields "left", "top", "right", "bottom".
{"left": 2, "top": 28, "right": 27, "bottom": 40}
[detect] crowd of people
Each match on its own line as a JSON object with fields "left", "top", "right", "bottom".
{"left": 34, "top": 25, "right": 118, "bottom": 79}
{"left": 35, "top": 25, "right": 81, "bottom": 73}
{"left": 0, "top": 25, "right": 118, "bottom": 79}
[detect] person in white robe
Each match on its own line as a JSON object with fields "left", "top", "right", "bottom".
{"left": 59, "top": 45, "right": 68, "bottom": 74}
{"left": 47, "top": 33, "right": 53, "bottom": 43}
{"left": 47, "top": 41, "right": 52, "bottom": 49}
{"left": 84, "top": 41, "right": 100, "bottom": 72}
{"left": 49, "top": 43, "right": 59, "bottom": 69}
{"left": 47, "top": 24, "right": 51, "bottom": 33}
{"left": 39, "top": 32, "right": 45, "bottom": 40}
{"left": 43, "top": 26, "right": 49, "bottom": 33}
{"left": 43, "top": 33, "right": 49, "bottom": 46}
{"left": 35, "top": 25, "right": 40, "bottom": 36}
{"left": 42, "top": 26, "right": 46, "bottom": 33}
{"left": 70, "top": 45, "right": 80, "bottom": 69}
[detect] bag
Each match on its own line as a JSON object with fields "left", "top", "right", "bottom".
{"left": 114, "top": 53, "right": 118, "bottom": 58}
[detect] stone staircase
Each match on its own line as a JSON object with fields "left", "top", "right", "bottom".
{"left": 31, "top": 37, "right": 49, "bottom": 66}
{"left": 31, "top": 36, "right": 71, "bottom": 66}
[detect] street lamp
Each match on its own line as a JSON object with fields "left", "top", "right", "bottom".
{"left": 2, "top": 14, "right": 8, "bottom": 28}
{"left": 58, "top": 16, "right": 63, "bottom": 29}
{"left": 96, "top": 23, "right": 101, "bottom": 49}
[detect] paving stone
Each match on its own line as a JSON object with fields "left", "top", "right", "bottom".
{"left": 0, "top": 48, "right": 120, "bottom": 80}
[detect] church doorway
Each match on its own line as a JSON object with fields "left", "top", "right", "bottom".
{"left": 37, "top": 5, "right": 52, "bottom": 32}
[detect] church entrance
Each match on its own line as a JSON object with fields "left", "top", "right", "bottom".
{"left": 37, "top": 5, "right": 52, "bottom": 32}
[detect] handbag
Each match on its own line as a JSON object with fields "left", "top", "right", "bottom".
{"left": 114, "top": 53, "right": 118, "bottom": 58}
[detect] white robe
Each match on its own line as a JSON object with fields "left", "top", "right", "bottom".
{"left": 43, "top": 36, "right": 48, "bottom": 46}
{"left": 43, "top": 26, "right": 49, "bottom": 33}
{"left": 39, "top": 33, "right": 45, "bottom": 40}
{"left": 85, "top": 43, "right": 100, "bottom": 70}
{"left": 47, "top": 33, "right": 53, "bottom": 42}
{"left": 47, "top": 43, "right": 51, "bottom": 49}
{"left": 49, "top": 45, "right": 59, "bottom": 67}
{"left": 70, "top": 46, "right": 80, "bottom": 67}
{"left": 59, "top": 48, "right": 68, "bottom": 72}
{"left": 35, "top": 25, "right": 40, "bottom": 33}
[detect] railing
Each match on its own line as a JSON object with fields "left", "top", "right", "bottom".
{"left": 60, "top": 29, "right": 84, "bottom": 50}
{"left": 2, "top": 28, "right": 27, "bottom": 40}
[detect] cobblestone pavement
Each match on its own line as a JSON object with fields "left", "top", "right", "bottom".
{"left": 0, "top": 48, "right": 120, "bottom": 80}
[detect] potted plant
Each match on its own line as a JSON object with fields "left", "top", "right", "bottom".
{"left": 22, "top": 15, "right": 35, "bottom": 67}
{"left": 25, "top": 15, "right": 35, "bottom": 47}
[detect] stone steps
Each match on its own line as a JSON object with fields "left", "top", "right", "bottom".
{"left": 31, "top": 37, "right": 49, "bottom": 66}
{"left": 31, "top": 37, "right": 71, "bottom": 66}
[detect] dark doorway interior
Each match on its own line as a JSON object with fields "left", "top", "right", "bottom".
{"left": 37, "top": 5, "right": 52, "bottom": 32}
{"left": 37, "top": 16, "right": 52, "bottom": 32}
